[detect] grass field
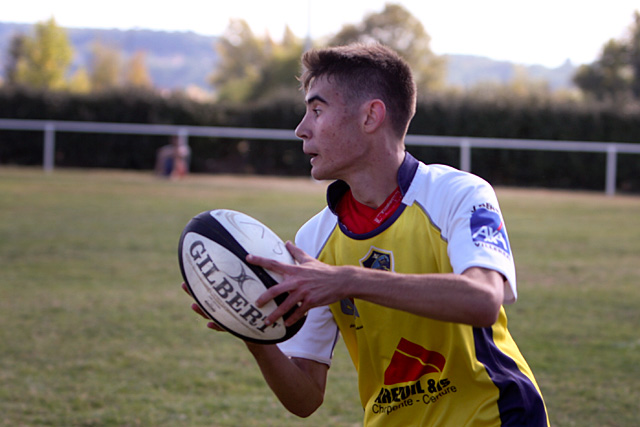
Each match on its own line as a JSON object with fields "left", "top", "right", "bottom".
{"left": 1, "top": 167, "right": 639, "bottom": 426}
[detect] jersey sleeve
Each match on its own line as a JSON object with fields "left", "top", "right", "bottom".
{"left": 276, "top": 208, "right": 341, "bottom": 365}
{"left": 409, "top": 164, "right": 518, "bottom": 304}
{"left": 443, "top": 174, "right": 517, "bottom": 304}
{"left": 276, "top": 305, "right": 339, "bottom": 366}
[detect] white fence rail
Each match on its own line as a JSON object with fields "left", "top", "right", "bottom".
{"left": 2, "top": 118, "right": 640, "bottom": 195}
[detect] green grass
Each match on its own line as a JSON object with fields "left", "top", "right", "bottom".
{"left": 1, "top": 167, "right": 639, "bottom": 426}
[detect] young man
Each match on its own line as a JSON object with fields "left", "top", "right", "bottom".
{"left": 186, "top": 43, "right": 549, "bottom": 426}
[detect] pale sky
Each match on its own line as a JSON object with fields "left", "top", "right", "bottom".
{"left": 1, "top": 0, "right": 638, "bottom": 68}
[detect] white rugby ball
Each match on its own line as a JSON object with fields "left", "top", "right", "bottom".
{"left": 178, "top": 209, "right": 305, "bottom": 344}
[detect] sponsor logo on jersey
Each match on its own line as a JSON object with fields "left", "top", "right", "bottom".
{"left": 372, "top": 338, "right": 457, "bottom": 416}
{"left": 384, "top": 338, "right": 445, "bottom": 385}
{"left": 470, "top": 205, "right": 511, "bottom": 256}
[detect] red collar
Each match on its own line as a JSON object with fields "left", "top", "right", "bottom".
{"left": 336, "top": 186, "right": 403, "bottom": 234}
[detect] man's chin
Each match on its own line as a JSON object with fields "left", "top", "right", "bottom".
{"left": 311, "top": 169, "right": 331, "bottom": 181}
{"left": 310, "top": 167, "right": 323, "bottom": 181}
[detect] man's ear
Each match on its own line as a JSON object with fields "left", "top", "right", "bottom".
{"left": 362, "top": 99, "right": 386, "bottom": 134}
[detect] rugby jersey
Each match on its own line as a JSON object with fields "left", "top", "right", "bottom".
{"left": 278, "top": 153, "right": 548, "bottom": 426}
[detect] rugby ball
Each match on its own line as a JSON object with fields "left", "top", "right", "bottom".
{"left": 178, "top": 209, "right": 305, "bottom": 344}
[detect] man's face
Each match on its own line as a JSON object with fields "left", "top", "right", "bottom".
{"left": 295, "top": 76, "right": 369, "bottom": 181}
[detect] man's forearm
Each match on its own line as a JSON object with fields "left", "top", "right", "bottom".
{"left": 346, "top": 266, "right": 504, "bottom": 327}
{"left": 245, "top": 343, "right": 327, "bottom": 418}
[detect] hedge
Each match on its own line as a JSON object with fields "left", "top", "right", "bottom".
{"left": 0, "top": 88, "right": 638, "bottom": 192}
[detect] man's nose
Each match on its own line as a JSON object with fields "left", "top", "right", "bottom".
{"left": 295, "top": 114, "right": 310, "bottom": 140}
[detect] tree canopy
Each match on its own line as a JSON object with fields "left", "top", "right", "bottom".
{"left": 210, "top": 3, "right": 446, "bottom": 103}
{"left": 125, "top": 51, "right": 153, "bottom": 89}
{"left": 89, "top": 42, "right": 122, "bottom": 92}
{"left": 3, "top": 6, "right": 640, "bottom": 108}
{"left": 10, "top": 17, "right": 73, "bottom": 90}
{"left": 209, "top": 19, "right": 270, "bottom": 102}
{"left": 328, "top": 3, "right": 446, "bottom": 95}
{"left": 1, "top": 18, "right": 154, "bottom": 94}
{"left": 574, "top": 11, "right": 640, "bottom": 103}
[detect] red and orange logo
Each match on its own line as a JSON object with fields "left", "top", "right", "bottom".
{"left": 384, "top": 338, "right": 446, "bottom": 385}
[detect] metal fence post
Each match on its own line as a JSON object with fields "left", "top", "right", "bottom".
{"left": 460, "top": 138, "right": 471, "bottom": 172}
{"left": 605, "top": 145, "right": 618, "bottom": 196}
{"left": 177, "top": 127, "right": 189, "bottom": 146}
{"left": 44, "top": 122, "right": 55, "bottom": 173}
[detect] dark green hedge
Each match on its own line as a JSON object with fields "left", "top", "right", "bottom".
{"left": 1, "top": 88, "right": 639, "bottom": 192}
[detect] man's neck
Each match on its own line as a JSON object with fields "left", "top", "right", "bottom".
{"left": 346, "top": 150, "right": 405, "bottom": 209}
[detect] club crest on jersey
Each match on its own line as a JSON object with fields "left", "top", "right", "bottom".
{"left": 360, "top": 247, "right": 394, "bottom": 271}
{"left": 340, "top": 297, "right": 360, "bottom": 318}
{"left": 470, "top": 205, "right": 511, "bottom": 256}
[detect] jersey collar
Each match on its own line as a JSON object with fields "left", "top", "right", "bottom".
{"left": 326, "top": 151, "right": 420, "bottom": 213}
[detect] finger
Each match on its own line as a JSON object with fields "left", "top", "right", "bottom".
{"left": 285, "top": 241, "right": 314, "bottom": 264}
{"left": 246, "top": 253, "right": 290, "bottom": 275}
{"left": 283, "top": 306, "right": 307, "bottom": 327}
{"left": 181, "top": 282, "right": 193, "bottom": 296}
{"left": 255, "top": 282, "right": 291, "bottom": 308}
{"left": 191, "top": 302, "right": 210, "bottom": 320}
{"left": 193, "top": 305, "right": 226, "bottom": 331}
{"left": 263, "top": 302, "right": 288, "bottom": 326}
{"left": 184, "top": 285, "right": 227, "bottom": 332}
{"left": 206, "top": 321, "right": 225, "bottom": 331}
{"left": 265, "top": 300, "right": 307, "bottom": 327}
{"left": 263, "top": 293, "right": 303, "bottom": 326}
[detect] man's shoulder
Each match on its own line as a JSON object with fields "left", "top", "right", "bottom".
{"left": 409, "top": 162, "right": 493, "bottom": 203}
{"left": 295, "top": 207, "right": 338, "bottom": 257}
{"left": 416, "top": 162, "right": 486, "bottom": 185}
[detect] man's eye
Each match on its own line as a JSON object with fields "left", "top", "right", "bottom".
{"left": 313, "top": 108, "right": 321, "bottom": 116}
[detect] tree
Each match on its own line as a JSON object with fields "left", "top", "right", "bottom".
{"left": 12, "top": 17, "right": 73, "bottom": 90}
{"left": 4, "top": 33, "right": 28, "bottom": 86}
{"left": 574, "top": 39, "right": 633, "bottom": 101}
{"left": 574, "top": 11, "right": 640, "bottom": 102}
{"left": 211, "top": 20, "right": 304, "bottom": 103}
{"left": 210, "top": 5, "right": 447, "bottom": 103}
{"left": 328, "top": 3, "right": 447, "bottom": 94}
{"left": 125, "top": 51, "right": 153, "bottom": 89}
{"left": 628, "top": 11, "right": 640, "bottom": 98}
{"left": 68, "top": 67, "right": 92, "bottom": 94}
{"left": 209, "top": 19, "right": 269, "bottom": 102}
{"left": 247, "top": 26, "right": 304, "bottom": 100}
{"left": 89, "top": 42, "right": 122, "bottom": 92}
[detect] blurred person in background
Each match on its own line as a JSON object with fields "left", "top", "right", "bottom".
{"left": 155, "top": 134, "right": 190, "bottom": 179}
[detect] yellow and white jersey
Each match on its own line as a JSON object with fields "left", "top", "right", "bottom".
{"left": 278, "top": 153, "right": 548, "bottom": 426}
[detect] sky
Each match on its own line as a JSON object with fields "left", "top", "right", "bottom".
{"left": 1, "top": 0, "right": 638, "bottom": 68}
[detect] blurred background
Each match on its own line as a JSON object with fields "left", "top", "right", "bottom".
{"left": 1, "top": 4, "right": 639, "bottom": 425}
{"left": 1, "top": 1, "right": 639, "bottom": 192}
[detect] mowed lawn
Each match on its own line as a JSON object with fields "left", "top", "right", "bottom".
{"left": 0, "top": 167, "right": 638, "bottom": 426}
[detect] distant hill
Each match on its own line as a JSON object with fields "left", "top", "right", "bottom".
{"left": 0, "top": 22, "right": 218, "bottom": 90}
{"left": 444, "top": 54, "right": 577, "bottom": 91}
{"left": 0, "top": 22, "right": 577, "bottom": 92}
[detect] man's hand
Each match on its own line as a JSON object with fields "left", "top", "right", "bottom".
{"left": 247, "top": 241, "right": 350, "bottom": 327}
{"left": 181, "top": 282, "right": 327, "bottom": 417}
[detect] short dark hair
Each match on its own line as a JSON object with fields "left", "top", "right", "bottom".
{"left": 299, "top": 43, "right": 417, "bottom": 138}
